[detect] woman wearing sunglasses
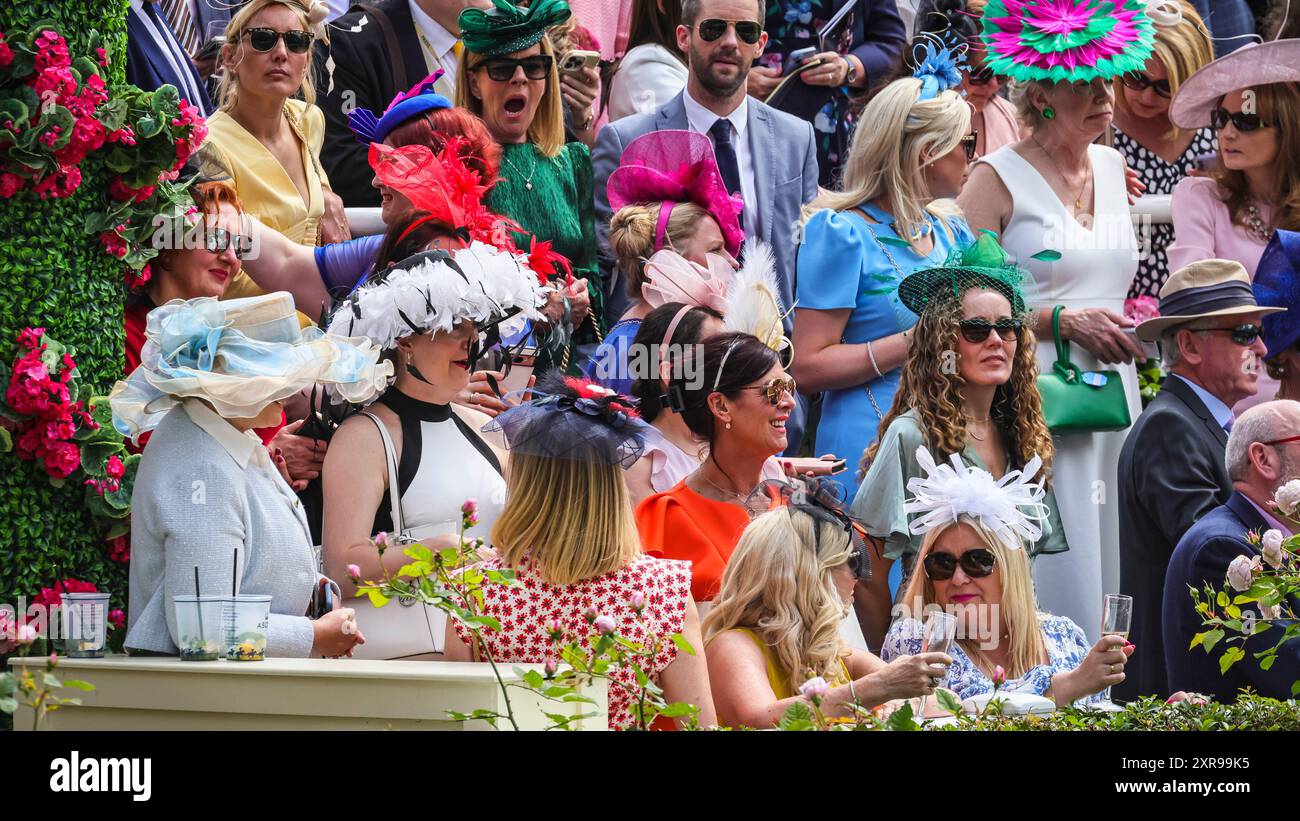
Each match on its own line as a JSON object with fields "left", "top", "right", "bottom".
{"left": 703, "top": 482, "right": 950, "bottom": 728}
{"left": 881, "top": 446, "right": 1131, "bottom": 709}
{"left": 1167, "top": 38, "right": 1300, "bottom": 281}
{"left": 206, "top": 0, "right": 351, "bottom": 318}
{"left": 1110, "top": 1, "right": 1215, "bottom": 300}
{"left": 456, "top": 0, "right": 602, "bottom": 375}
{"left": 852, "top": 232, "right": 1067, "bottom": 644}
{"left": 791, "top": 45, "right": 975, "bottom": 508}
{"left": 636, "top": 332, "right": 798, "bottom": 604}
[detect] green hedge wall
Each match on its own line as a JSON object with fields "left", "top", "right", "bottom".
{"left": 0, "top": 2, "right": 129, "bottom": 611}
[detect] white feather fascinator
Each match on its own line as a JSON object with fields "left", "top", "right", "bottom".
{"left": 326, "top": 242, "right": 546, "bottom": 352}
{"left": 903, "top": 446, "right": 1050, "bottom": 550}
{"left": 724, "top": 238, "right": 792, "bottom": 358}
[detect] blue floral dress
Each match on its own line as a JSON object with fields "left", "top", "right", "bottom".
{"left": 882, "top": 614, "right": 1106, "bottom": 706}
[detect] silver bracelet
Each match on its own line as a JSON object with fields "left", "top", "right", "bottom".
{"left": 848, "top": 678, "right": 858, "bottom": 704}
{"left": 866, "top": 340, "right": 882, "bottom": 379}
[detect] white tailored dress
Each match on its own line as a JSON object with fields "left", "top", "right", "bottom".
{"left": 979, "top": 143, "right": 1141, "bottom": 642}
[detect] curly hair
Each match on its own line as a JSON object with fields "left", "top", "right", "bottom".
{"left": 859, "top": 284, "right": 1053, "bottom": 483}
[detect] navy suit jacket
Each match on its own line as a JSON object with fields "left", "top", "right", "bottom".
{"left": 592, "top": 91, "right": 819, "bottom": 328}
{"left": 1164, "top": 491, "right": 1300, "bottom": 701}
{"left": 126, "top": 1, "right": 214, "bottom": 115}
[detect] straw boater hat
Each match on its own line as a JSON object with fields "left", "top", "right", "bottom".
{"left": 1135, "top": 259, "right": 1285, "bottom": 341}
{"left": 1169, "top": 39, "right": 1300, "bottom": 129}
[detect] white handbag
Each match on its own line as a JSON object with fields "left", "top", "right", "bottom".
{"left": 347, "top": 412, "right": 449, "bottom": 660}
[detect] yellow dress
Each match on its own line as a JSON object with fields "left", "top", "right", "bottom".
{"left": 203, "top": 99, "right": 330, "bottom": 325}
{"left": 722, "top": 628, "right": 852, "bottom": 699}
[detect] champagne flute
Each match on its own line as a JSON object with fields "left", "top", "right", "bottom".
{"left": 1099, "top": 593, "right": 1133, "bottom": 707}
{"left": 920, "top": 611, "right": 957, "bottom": 714}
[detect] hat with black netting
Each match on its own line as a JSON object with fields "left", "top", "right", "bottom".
{"left": 896, "top": 230, "right": 1044, "bottom": 317}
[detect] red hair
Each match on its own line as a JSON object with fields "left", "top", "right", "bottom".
{"left": 191, "top": 180, "right": 244, "bottom": 217}
{"left": 385, "top": 106, "right": 502, "bottom": 181}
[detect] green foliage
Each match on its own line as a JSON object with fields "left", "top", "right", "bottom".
{"left": 923, "top": 695, "right": 1300, "bottom": 731}
{"left": 0, "top": 2, "right": 129, "bottom": 635}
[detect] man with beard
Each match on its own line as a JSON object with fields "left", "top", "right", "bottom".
{"left": 593, "top": 0, "right": 818, "bottom": 330}
{"left": 1118, "top": 259, "right": 1281, "bottom": 699}
{"left": 1164, "top": 400, "right": 1300, "bottom": 701}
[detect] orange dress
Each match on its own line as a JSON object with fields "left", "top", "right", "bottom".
{"left": 635, "top": 480, "right": 750, "bottom": 602}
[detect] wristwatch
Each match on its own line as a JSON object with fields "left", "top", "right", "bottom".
{"left": 844, "top": 56, "right": 859, "bottom": 87}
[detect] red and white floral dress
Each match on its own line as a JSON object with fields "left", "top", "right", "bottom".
{"left": 453, "top": 553, "right": 692, "bottom": 730}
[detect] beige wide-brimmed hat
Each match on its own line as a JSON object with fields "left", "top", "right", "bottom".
{"left": 1136, "top": 259, "right": 1285, "bottom": 341}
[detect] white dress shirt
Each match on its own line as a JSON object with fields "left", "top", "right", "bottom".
{"left": 409, "top": 0, "right": 459, "bottom": 95}
{"left": 682, "top": 87, "right": 757, "bottom": 239}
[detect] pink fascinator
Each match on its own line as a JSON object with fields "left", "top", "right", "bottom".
{"left": 641, "top": 249, "right": 734, "bottom": 314}
{"left": 606, "top": 130, "right": 745, "bottom": 257}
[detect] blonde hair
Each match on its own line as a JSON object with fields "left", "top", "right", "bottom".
{"left": 899, "top": 517, "right": 1045, "bottom": 679}
{"left": 217, "top": 0, "right": 318, "bottom": 112}
{"left": 804, "top": 77, "right": 968, "bottom": 244}
{"left": 608, "top": 202, "right": 713, "bottom": 297}
{"left": 1114, "top": 1, "right": 1213, "bottom": 139}
{"left": 1008, "top": 79, "right": 1053, "bottom": 131}
{"left": 703, "top": 508, "right": 853, "bottom": 694}
{"left": 456, "top": 35, "right": 566, "bottom": 158}
{"left": 491, "top": 450, "right": 642, "bottom": 585}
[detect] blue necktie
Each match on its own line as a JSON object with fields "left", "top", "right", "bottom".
{"left": 709, "top": 117, "right": 743, "bottom": 203}
{"left": 1224, "top": 417, "right": 1234, "bottom": 433}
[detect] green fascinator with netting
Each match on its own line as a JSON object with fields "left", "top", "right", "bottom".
{"left": 459, "top": 0, "right": 572, "bottom": 57}
{"left": 897, "top": 230, "right": 1056, "bottom": 316}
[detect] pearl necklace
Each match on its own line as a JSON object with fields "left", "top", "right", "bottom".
{"left": 504, "top": 148, "right": 538, "bottom": 191}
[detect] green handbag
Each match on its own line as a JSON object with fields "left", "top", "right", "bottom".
{"left": 1036, "top": 306, "right": 1132, "bottom": 433}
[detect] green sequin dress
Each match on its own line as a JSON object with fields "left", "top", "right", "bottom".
{"left": 487, "top": 141, "right": 604, "bottom": 373}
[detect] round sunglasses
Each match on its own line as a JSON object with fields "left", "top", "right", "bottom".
{"left": 959, "top": 317, "right": 1020, "bottom": 344}
{"left": 204, "top": 228, "right": 254, "bottom": 259}
{"left": 1121, "top": 71, "right": 1171, "bottom": 98}
{"left": 475, "top": 55, "right": 554, "bottom": 82}
{"left": 923, "top": 547, "right": 997, "bottom": 581}
{"left": 693, "top": 18, "right": 763, "bottom": 44}
{"left": 1211, "top": 107, "right": 1271, "bottom": 133}
{"left": 738, "top": 376, "right": 797, "bottom": 405}
{"left": 1199, "top": 323, "right": 1263, "bottom": 345}
{"left": 243, "top": 27, "right": 314, "bottom": 54}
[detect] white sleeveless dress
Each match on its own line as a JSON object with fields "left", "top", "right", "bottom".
{"left": 979, "top": 144, "right": 1140, "bottom": 642}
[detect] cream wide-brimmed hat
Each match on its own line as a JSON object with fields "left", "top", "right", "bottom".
{"left": 110, "top": 292, "right": 392, "bottom": 442}
{"left": 1136, "top": 259, "right": 1285, "bottom": 341}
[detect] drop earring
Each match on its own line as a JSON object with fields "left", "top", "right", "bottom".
{"left": 1041, "top": 106, "right": 1055, "bottom": 120}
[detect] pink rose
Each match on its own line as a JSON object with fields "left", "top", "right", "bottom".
{"left": 346, "top": 564, "right": 362, "bottom": 582}
{"left": 991, "top": 665, "right": 1007, "bottom": 687}
{"left": 544, "top": 618, "right": 563, "bottom": 641}
{"left": 582, "top": 606, "right": 598, "bottom": 624}
{"left": 1227, "top": 554, "right": 1260, "bottom": 592}
{"left": 543, "top": 658, "right": 558, "bottom": 677}
{"left": 108, "top": 609, "right": 125, "bottom": 630}
{"left": 17, "top": 622, "right": 39, "bottom": 645}
{"left": 798, "top": 676, "right": 830, "bottom": 700}
{"left": 593, "top": 614, "right": 616, "bottom": 635}
{"left": 629, "top": 591, "right": 646, "bottom": 613}
{"left": 1262, "top": 529, "right": 1285, "bottom": 569}
{"left": 373, "top": 531, "right": 389, "bottom": 550}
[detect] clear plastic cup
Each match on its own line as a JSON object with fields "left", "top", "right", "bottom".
{"left": 221, "top": 595, "right": 271, "bottom": 661}
{"left": 62, "top": 592, "right": 110, "bottom": 658}
{"left": 174, "top": 595, "right": 224, "bottom": 661}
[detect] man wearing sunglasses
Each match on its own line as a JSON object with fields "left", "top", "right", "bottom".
{"left": 314, "top": 0, "right": 490, "bottom": 206}
{"left": 1117, "top": 258, "right": 1285, "bottom": 700}
{"left": 1165, "top": 399, "right": 1300, "bottom": 701}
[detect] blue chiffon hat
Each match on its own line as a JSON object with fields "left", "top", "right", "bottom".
{"left": 1254, "top": 229, "right": 1300, "bottom": 360}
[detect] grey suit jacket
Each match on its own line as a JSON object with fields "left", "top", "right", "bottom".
{"left": 593, "top": 91, "right": 819, "bottom": 327}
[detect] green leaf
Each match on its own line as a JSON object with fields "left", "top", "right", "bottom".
{"left": 1225, "top": 604, "right": 1241, "bottom": 620}
{"left": 1202, "top": 628, "right": 1225, "bottom": 653}
{"left": 1216, "top": 591, "right": 1230, "bottom": 607}
{"left": 463, "top": 614, "right": 502, "bottom": 632}
{"left": 1260, "top": 654, "right": 1277, "bottom": 671}
{"left": 1189, "top": 631, "right": 1206, "bottom": 650}
{"left": 521, "top": 669, "right": 545, "bottom": 689}
{"left": 0, "top": 697, "right": 17, "bottom": 715}
{"left": 364, "top": 589, "right": 390, "bottom": 608}
{"left": 62, "top": 679, "right": 94, "bottom": 692}
{"left": 0, "top": 427, "right": 10, "bottom": 454}
{"left": 777, "top": 700, "right": 815, "bottom": 730}
{"left": 885, "top": 701, "right": 919, "bottom": 731}
{"left": 935, "top": 687, "right": 963, "bottom": 715}
{"left": 670, "top": 633, "right": 697, "bottom": 656}
{"left": 1219, "top": 646, "right": 1246, "bottom": 674}
{"left": 658, "top": 702, "right": 698, "bottom": 719}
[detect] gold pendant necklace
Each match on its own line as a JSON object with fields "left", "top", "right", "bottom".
{"left": 1033, "top": 136, "right": 1089, "bottom": 210}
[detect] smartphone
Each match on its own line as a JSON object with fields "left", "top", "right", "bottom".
{"left": 783, "top": 46, "right": 819, "bottom": 76}
{"left": 495, "top": 345, "right": 538, "bottom": 397}
{"left": 782, "top": 457, "right": 848, "bottom": 476}
{"left": 311, "top": 577, "right": 334, "bottom": 619}
{"left": 560, "top": 49, "right": 600, "bottom": 74}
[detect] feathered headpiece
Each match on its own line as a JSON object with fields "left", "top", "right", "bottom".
{"left": 724, "top": 239, "right": 792, "bottom": 361}
{"left": 904, "top": 446, "right": 1051, "bottom": 550}
{"left": 641, "top": 250, "right": 734, "bottom": 315}
{"left": 980, "top": 0, "right": 1155, "bottom": 83}
{"left": 910, "top": 37, "right": 968, "bottom": 100}
{"left": 482, "top": 373, "right": 649, "bottom": 468}
{"left": 897, "top": 230, "right": 1040, "bottom": 316}
{"left": 348, "top": 71, "right": 453, "bottom": 145}
{"left": 458, "top": 0, "right": 572, "bottom": 56}
{"left": 606, "top": 130, "right": 746, "bottom": 257}
{"left": 326, "top": 243, "right": 546, "bottom": 356}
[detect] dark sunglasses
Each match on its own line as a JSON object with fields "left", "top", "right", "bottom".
{"left": 923, "top": 547, "right": 997, "bottom": 581}
{"left": 205, "top": 228, "right": 253, "bottom": 259}
{"left": 1200, "top": 323, "right": 1263, "bottom": 345}
{"left": 959, "top": 317, "right": 1020, "bottom": 343}
{"left": 475, "top": 55, "right": 553, "bottom": 82}
{"left": 243, "top": 27, "right": 314, "bottom": 54}
{"left": 694, "top": 18, "right": 763, "bottom": 44}
{"left": 1211, "top": 107, "right": 1271, "bottom": 133}
{"left": 739, "top": 376, "right": 797, "bottom": 405}
{"left": 1121, "top": 71, "right": 1172, "bottom": 98}
{"left": 959, "top": 130, "right": 979, "bottom": 161}
{"left": 966, "top": 64, "right": 996, "bottom": 86}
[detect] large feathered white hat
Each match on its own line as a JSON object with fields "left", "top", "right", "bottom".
{"left": 903, "top": 446, "right": 1050, "bottom": 550}
{"left": 326, "top": 242, "right": 546, "bottom": 352}
{"left": 724, "top": 238, "right": 793, "bottom": 359}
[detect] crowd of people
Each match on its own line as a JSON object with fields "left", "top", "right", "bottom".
{"left": 107, "top": 0, "right": 1300, "bottom": 727}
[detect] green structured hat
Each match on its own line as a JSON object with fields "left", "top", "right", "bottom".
{"left": 459, "top": 0, "right": 572, "bottom": 57}
{"left": 897, "top": 230, "right": 1047, "bottom": 316}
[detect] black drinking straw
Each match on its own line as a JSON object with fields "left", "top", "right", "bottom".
{"left": 231, "top": 548, "right": 238, "bottom": 597}
{"left": 194, "top": 565, "right": 204, "bottom": 648}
